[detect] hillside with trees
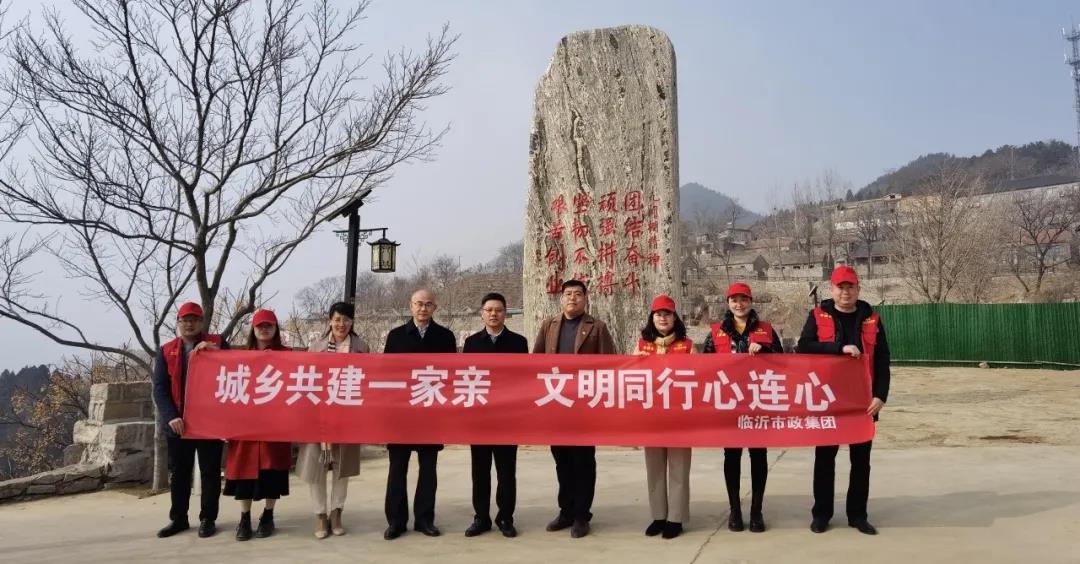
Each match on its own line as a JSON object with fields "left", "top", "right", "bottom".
{"left": 855, "top": 140, "right": 1077, "bottom": 199}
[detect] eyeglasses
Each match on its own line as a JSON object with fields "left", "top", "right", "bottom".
{"left": 412, "top": 301, "right": 436, "bottom": 309}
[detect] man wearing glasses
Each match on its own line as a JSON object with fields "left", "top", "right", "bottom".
{"left": 461, "top": 292, "right": 529, "bottom": 538}
{"left": 382, "top": 289, "right": 458, "bottom": 540}
{"left": 151, "top": 301, "right": 228, "bottom": 539}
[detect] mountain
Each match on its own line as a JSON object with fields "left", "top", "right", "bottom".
{"left": 855, "top": 140, "right": 1077, "bottom": 200}
{"left": 679, "top": 182, "right": 761, "bottom": 227}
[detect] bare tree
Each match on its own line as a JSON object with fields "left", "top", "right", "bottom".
{"left": 294, "top": 275, "right": 346, "bottom": 318}
{"left": 815, "top": 169, "right": 847, "bottom": 270}
{"left": 891, "top": 166, "right": 998, "bottom": 303}
{"left": 0, "top": 0, "right": 455, "bottom": 488}
{"left": 0, "top": 354, "right": 143, "bottom": 479}
{"left": 789, "top": 182, "right": 819, "bottom": 269}
{"left": 485, "top": 240, "right": 524, "bottom": 274}
{"left": 852, "top": 205, "right": 882, "bottom": 278}
{"left": 1005, "top": 187, "right": 1080, "bottom": 296}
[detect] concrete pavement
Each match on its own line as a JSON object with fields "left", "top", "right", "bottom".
{"left": 1, "top": 445, "right": 1078, "bottom": 564}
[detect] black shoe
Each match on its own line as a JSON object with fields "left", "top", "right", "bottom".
{"left": 645, "top": 519, "right": 666, "bottom": 536}
{"left": 157, "top": 519, "right": 190, "bottom": 538}
{"left": 383, "top": 524, "right": 406, "bottom": 540}
{"left": 496, "top": 520, "right": 518, "bottom": 538}
{"left": 255, "top": 509, "right": 275, "bottom": 538}
{"left": 728, "top": 511, "right": 745, "bottom": 532}
{"left": 465, "top": 519, "right": 492, "bottom": 537}
{"left": 748, "top": 513, "right": 766, "bottom": 533}
{"left": 235, "top": 512, "right": 252, "bottom": 541}
{"left": 570, "top": 519, "right": 590, "bottom": 538}
{"left": 848, "top": 519, "right": 878, "bottom": 535}
{"left": 810, "top": 518, "right": 829, "bottom": 533}
{"left": 197, "top": 519, "right": 217, "bottom": 538}
{"left": 546, "top": 514, "right": 573, "bottom": 532}
{"left": 661, "top": 522, "right": 683, "bottom": 539}
{"left": 414, "top": 522, "right": 442, "bottom": 537}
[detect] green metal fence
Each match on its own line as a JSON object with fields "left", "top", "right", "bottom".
{"left": 875, "top": 303, "right": 1080, "bottom": 367}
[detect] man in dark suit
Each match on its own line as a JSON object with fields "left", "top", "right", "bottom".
{"left": 382, "top": 289, "right": 458, "bottom": 540}
{"left": 462, "top": 292, "right": 529, "bottom": 539}
{"left": 533, "top": 279, "right": 617, "bottom": 539}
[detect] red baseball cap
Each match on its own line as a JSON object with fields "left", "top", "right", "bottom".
{"left": 252, "top": 309, "right": 278, "bottom": 327}
{"left": 831, "top": 265, "right": 859, "bottom": 286}
{"left": 650, "top": 294, "right": 677, "bottom": 313}
{"left": 177, "top": 302, "right": 203, "bottom": 319}
{"left": 726, "top": 282, "right": 753, "bottom": 300}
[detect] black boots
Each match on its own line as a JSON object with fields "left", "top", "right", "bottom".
{"left": 235, "top": 512, "right": 252, "bottom": 541}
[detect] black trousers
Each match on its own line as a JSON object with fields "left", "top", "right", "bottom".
{"left": 723, "top": 447, "right": 768, "bottom": 515}
{"left": 812, "top": 441, "right": 872, "bottom": 522}
{"left": 470, "top": 445, "right": 518, "bottom": 525}
{"left": 385, "top": 444, "right": 440, "bottom": 527}
{"left": 550, "top": 445, "right": 596, "bottom": 521}
{"left": 166, "top": 436, "right": 223, "bottom": 522}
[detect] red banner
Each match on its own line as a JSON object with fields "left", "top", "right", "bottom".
{"left": 184, "top": 351, "right": 874, "bottom": 448}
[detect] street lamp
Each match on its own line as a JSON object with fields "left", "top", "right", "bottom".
{"left": 369, "top": 230, "right": 400, "bottom": 273}
{"left": 331, "top": 188, "right": 399, "bottom": 302}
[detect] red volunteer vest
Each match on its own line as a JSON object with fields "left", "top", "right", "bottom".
{"left": 812, "top": 307, "right": 879, "bottom": 385}
{"left": 709, "top": 321, "right": 775, "bottom": 354}
{"left": 162, "top": 333, "right": 223, "bottom": 414}
{"left": 636, "top": 337, "right": 693, "bottom": 355}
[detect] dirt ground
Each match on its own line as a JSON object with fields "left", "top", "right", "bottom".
{"left": 874, "top": 366, "right": 1080, "bottom": 448}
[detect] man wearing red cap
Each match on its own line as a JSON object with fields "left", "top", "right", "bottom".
{"left": 151, "top": 301, "right": 229, "bottom": 538}
{"left": 797, "top": 265, "right": 890, "bottom": 536}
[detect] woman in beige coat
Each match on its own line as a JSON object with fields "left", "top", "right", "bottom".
{"left": 296, "top": 301, "right": 369, "bottom": 539}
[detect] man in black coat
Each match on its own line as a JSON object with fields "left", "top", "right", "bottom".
{"left": 461, "top": 292, "right": 529, "bottom": 539}
{"left": 382, "top": 289, "right": 458, "bottom": 540}
{"left": 797, "top": 265, "right": 890, "bottom": 536}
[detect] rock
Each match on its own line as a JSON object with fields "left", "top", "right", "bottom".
{"left": 88, "top": 382, "right": 154, "bottom": 423}
{"left": 30, "top": 469, "right": 65, "bottom": 485}
{"left": 63, "top": 444, "right": 87, "bottom": 466}
{"left": 979, "top": 362, "right": 990, "bottom": 369}
{"left": 58, "top": 476, "right": 102, "bottom": 495}
{"left": 523, "top": 25, "right": 681, "bottom": 352}
{"left": 26, "top": 484, "right": 56, "bottom": 496}
{"left": 0, "top": 480, "right": 28, "bottom": 501}
{"left": 73, "top": 420, "right": 101, "bottom": 445}
{"left": 62, "top": 463, "right": 104, "bottom": 482}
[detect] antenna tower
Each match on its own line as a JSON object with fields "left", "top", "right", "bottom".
{"left": 1065, "top": 24, "right": 1080, "bottom": 168}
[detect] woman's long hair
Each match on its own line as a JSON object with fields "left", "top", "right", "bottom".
{"left": 640, "top": 310, "right": 688, "bottom": 342}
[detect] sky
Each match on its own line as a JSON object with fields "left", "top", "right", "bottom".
{"left": 1, "top": 0, "right": 1077, "bottom": 370}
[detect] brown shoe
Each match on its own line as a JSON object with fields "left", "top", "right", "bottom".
{"left": 314, "top": 513, "right": 330, "bottom": 539}
{"left": 330, "top": 508, "right": 346, "bottom": 536}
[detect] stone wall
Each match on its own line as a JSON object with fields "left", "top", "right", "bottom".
{"left": 0, "top": 382, "right": 155, "bottom": 503}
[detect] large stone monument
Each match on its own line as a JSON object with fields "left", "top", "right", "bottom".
{"left": 524, "top": 25, "right": 681, "bottom": 352}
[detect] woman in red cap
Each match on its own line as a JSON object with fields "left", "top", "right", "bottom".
{"left": 634, "top": 294, "right": 693, "bottom": 539}
{"left": 702, "top": 282, "right": 783, "bottom": 533}
{"left": 222, "top": 308, "right": 293, "bottom": 541}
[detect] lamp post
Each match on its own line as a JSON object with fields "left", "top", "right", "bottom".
{"left": 333, "top": 189, "right": 399, "bottom": 303}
